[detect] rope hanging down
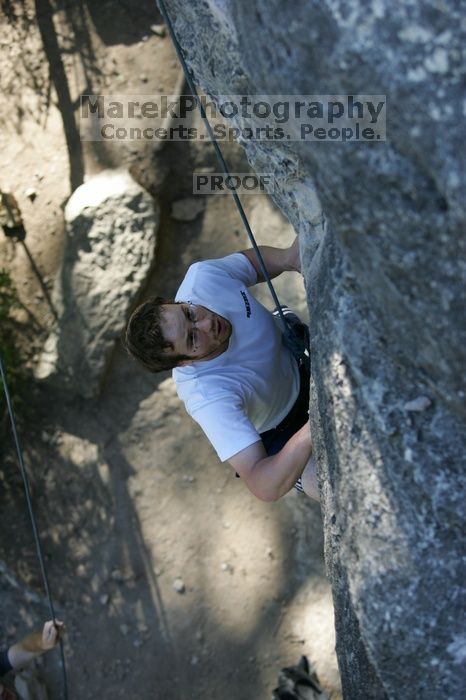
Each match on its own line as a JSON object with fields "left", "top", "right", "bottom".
{"left": 157, "top": 0, "right": 309, "bottom": 366}
{"left": 0, "top": 354, "right": 68, "bottom": 700}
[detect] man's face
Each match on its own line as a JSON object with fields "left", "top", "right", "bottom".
{"left": 161, "top": 303, "right": 232, "bottom": 364}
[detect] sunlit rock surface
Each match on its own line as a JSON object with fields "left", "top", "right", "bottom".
{"left": 35, "top": 170, "right": 159, "bottom": 397}
{"left": 160, "top": 1, "right": 466, "bottom": 697}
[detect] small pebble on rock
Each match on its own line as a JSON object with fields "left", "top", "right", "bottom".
{"left": 173, "top": 577, "right": 185, "bottom": 594}
{"left": 150, "top": 24, "right": 166, "bottom": 37}
{"left": 404, "top": 396, "right": 432, "bottom": 412}
{"left": 25, "top": 187, "right": 37, "bottom": 201}
{"left": 111, "top": 569, "right": 125, "bottom": 582}
{"left": 404, "top": 448, "right": 414, "bottom": 462}
{"left": 41, "top": 431, "right": 53, "bottom": 444}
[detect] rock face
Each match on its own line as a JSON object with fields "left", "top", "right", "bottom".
{"left": 160, "top": 1, "right": 466, "bottom": 698}
{"left": 35, "top": 170, "right": 159, "bottom": 397}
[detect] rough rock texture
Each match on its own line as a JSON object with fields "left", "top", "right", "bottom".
{"left": 35, "top": 170, "right": 159, "bottom": 397}
{"left": 160, "top": 1, "right": 466, "bottom": 698}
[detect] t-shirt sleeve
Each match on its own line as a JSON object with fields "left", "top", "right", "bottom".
{"left": 175, "top": 253, "right": 257, "bottom": 301}
{"left": 190, "top": 396, "right": 262, "bottom": 462}
{"left": 207, "top": 253, "right": 258, "bottom": 286}
{"left": 0, "top": 648, "right": 13, "bottom": 677}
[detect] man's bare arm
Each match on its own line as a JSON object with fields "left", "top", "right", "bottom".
{"left": 241, "top": 236, "right": 301, "bottom": 282}
{"left": 229, "top": 420, "right": 312, "bottom": 501}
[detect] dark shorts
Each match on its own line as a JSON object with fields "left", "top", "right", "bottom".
{"left": 236, "top": 309, "right": 310, "bottom": 493}
{"left": 260, "top": 361, "right": 310, "bottom": 456}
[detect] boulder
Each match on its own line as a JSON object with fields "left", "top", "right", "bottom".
{"left": 160, "top": 1, "right": 466, "bottom": 698}
{"left": 35, "top": 169, "right": 159, "bottom": 397}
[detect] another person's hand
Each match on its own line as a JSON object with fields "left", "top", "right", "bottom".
{"left": 40, "top": 621, "right": 65, "bottom": 651}
{"left": 7, "top": 619, "right": 66, "bottom": 670}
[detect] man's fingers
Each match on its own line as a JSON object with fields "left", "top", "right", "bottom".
{"left": 43, "top": 621, "right": 54, "bottom": 637}
{"left": 42, "top": 620, "right": 65, "bottom": 648}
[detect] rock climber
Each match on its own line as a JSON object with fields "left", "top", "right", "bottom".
{"left": 125, "top": 236, "right": 318, "bottom": 501}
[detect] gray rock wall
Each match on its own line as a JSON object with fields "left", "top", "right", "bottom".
{"left": 160, "top": 1, "right": 466, "bottom": 698}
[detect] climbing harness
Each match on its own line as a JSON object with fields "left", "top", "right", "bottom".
{"left": 0, "top": 355, "right": 68, "bottom": 700}
{"left": 157, "top": 0, "right": 310, "bottom": 368}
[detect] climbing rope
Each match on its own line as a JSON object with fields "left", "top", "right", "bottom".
{"left": 0, "top": 354, "right": 68, "bottom": 700}
{"left": 157, "top": 0, "right": 309, "bottom": 366}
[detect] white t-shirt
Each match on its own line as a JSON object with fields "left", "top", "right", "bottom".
{"left": 173, "top": 253, "right": 300, "bottom": 462}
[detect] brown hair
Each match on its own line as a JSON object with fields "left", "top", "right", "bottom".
{"left": 124, "top": 297, "right": 189, "bottom": 372}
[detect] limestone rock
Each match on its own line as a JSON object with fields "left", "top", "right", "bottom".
{"left": 161, "top": 2, "right": 466, "bottom": 698}
{"left": 35, "top": 170, "right": 159, "bottom": 397}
